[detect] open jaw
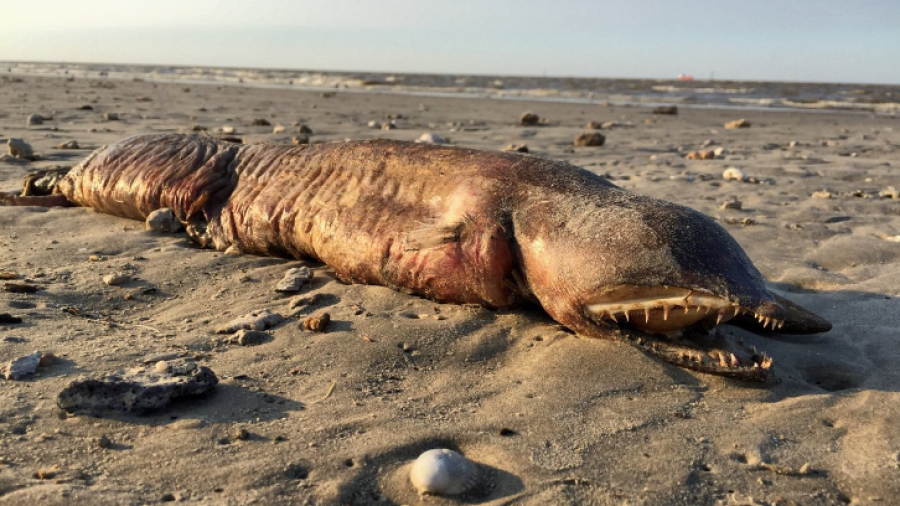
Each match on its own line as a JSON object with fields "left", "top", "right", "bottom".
{"left": 584, "top": 285, "right": 785, "bottom": 381}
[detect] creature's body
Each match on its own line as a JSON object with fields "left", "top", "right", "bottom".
{"left": 8, "top": 134, "right": 831, "bottom": 380}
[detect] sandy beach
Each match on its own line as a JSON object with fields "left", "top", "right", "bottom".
{"left": 1, "top": 74, "right": 899, "bottom": 505}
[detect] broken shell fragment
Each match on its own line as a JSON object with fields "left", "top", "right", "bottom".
{"left": 410, "top": 448, "right": 479, "bottom": 496}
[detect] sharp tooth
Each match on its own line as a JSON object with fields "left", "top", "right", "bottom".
{"left": 684, "top": 306, "right": 690, "bottom": 315}
{"left": 729, "top": 353, "right": 739, "bottom": 366}
{"left": 610, "top": 312, "right": 620, "bottom": 323}
{"left": 734, "top": 306, "right": 741, "bottom": 317}
{"left": 718, "top": 352, "right": 728, "bottom": 367}
{"left": 623, "top": 311, "right": 630, "bottom": 322}
{"left": 716, "top": 312, "right": 725, "bottom": 325}
{"left": 663, "top": 305, "right": 670, "bottom": 321}
{"left": 764, "top": 317, "right": 771, "bottom": 328}
{"left": 644, "top": 308, "right": 651, "bottom": 323}
{"left": 777, "top": 320, "right": 784, "bottom": 329}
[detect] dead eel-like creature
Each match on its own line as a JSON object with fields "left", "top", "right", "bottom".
{"left": 6, "top": 134, "right": 831, "bottom": 380}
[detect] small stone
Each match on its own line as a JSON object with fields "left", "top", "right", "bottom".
{"left": 275, "top": 267, "right": 313, "bottom": 293}
{"left": 381, "top": 122, "right": 396, "bottom": 130}
{"left": 502, "top": 144, "right": 529, "bottom": 153}
{"left": 652, "top": 106, "right": 679, "bottom": 115}
{"left": 725, "top": 118, "right": 750, "bottom": 129}
{"left": 720, "top": 197, "right": 742, "bottom": 210}
{"left": 585, "top": 121, "right": 603, "bottom": 130}
{"left": 812, "top": 190, "right": 833, "bottom": 199}
{"left": 519, "top": 111, "right": 540, "bottom": 126}
{"left": 252, "top": 118, "right": 271, "bottom": 126}
{"left": 231, "top": 329, "right": 271, "bottom": 346}
{"left": 272, "top": 124, "right": 286, "bottom": 134}
{"left": 297, "top": 124, "right": 313, "bottom": 134}
{"left": 685, "top": 150, "right": 715, "bottom": 160}
{"left": 416, "top": 133, "right": 449, "bottom": 145}
{"left": 7, "top": 139, "right": 36, "bottom": 160}
{"left": 145, "top": 208, "right": 182, "bottom": 233}
{"left": 26, "top": 113, "right": 44, "bottom": 126}
{"left": 103, "top": 274, "right": 129, "bottom": 286}
{"left": 292, "top": 135, "right": 310, "bottom": 145}
{"left": 722, "top": 167, "right": 746, "bottom": 181}
{"left": 302, "top": 312, "right": 331, "bottom": 332}
{"left": 713, "top": 147, "right": 726, "bottom": 157}
{"left": 103, "top": 112, "right": 119, "bottom": 121}
{"left": 216, "top": 309, "right": 283, "bottom": 333}
{"left": 57, "top": 358, "right": 218, "bottom": 414}
{"left": 367, "top": 120, "right": 381, "bottom": 129}
{"left": 55, "top": 140, "right": 80, "bottom": 149}
{"left": 574, "top": 132, "right": 605, "bottom": 147}
{"left": 221, "top": 125, "right": 236, "bottom": 134}
{"left": 410, "top": 449, "right": 480, "bottom": 496}
{"left": 3, "top": 352, "right": 42, "bottom": 380}
{"left": 94, "top": 435, "right": 112, "bottom": 449}
{"left": 879, "top": 186, "right": 899, "bottom": 199}
{"left": 231, "top": 428, "right": 250, "bottom": 441}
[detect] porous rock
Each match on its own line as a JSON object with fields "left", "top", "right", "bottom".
{"left": 274, "top": 267, "right": 313, "bottom": 293}
{"left": 146, "top": 208, "right": 182, "bottom": 233}
{"left": 57, "top": 359, "right": 218, "bottom": 414}
{"left": 216, "top": 309, "right": 283, "bottom": 334}
{"left": 26, "top": 113, "right": 44, "bottom": 126}
{"left": 7, "top": 139, "right": 36, "bottom": 160}
{"left": 231, "top": 329, "right": 271, "bottom": 346}
{"left": 3, "top": 352, "right": 43, "bottom": 380}
{"left": 574, "top": 132, "right": 606, "bottom": 147}
{"left": 519, "top": 111, "right": 540, "bottom": 126}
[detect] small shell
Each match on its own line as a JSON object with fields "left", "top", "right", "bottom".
{"left": 410, "top": 448, "right": 479, "bottom": 496}
{"left": 722, "top": 167, "right": 746, "bottom": 181}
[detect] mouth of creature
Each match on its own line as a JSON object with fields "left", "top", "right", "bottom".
{"left": 584, "top": 285, "right": 785, "bottom": 380}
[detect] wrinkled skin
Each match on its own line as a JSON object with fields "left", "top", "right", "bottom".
{"left": 18, "top": 134, "right": 831, "bottom": 380}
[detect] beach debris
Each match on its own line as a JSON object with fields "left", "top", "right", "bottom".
{"left": 103, "top": 274, "right": 130, "bottom": 286}
{"left": 0, "top": 313, "right": 23, "bottom": 323}
{"left": 685, "top": 150, "right": 715, "bottom": 160}
{"left": 103, "top": 112, "right": 119, "bottom": 121}
{"left": 812, "top": 190, "right": 834, "bottom": 199}
{"left": 297, "top": 124, "right": 313, "bottom": 134}
{"left": 26, "top": 113, "right": 44, "bottom": 126}
{"left": 723, "top": 167, "right": 746, "bottom": 182}
{"left": 252, "top": 118, "right": 271, "bottom": 126}
{"left": 410, "top": 449, "right": 480, "bottom": 496}
{"left": 725, "top": 217, "right": 756, "bottom": 227}
{"left": 230, "top": 329, "right": 271, "bottom": 346}
{"left": 274, "top": 267, "right": 313, "bottom": 293}
{"left": 272, "top": 124, "right": 286, "bottom": 134}
{"left": 215, "top": 309, "right": 283, "bottom": 334}
{"left": 416, "top": 133, "right": 449, "bottom": 145}
{"left": 302, "top": 312, "right": 331, "bottom": 332}
{"left": 57, "top": 358, "right": 218, "bottom": 414}
{"left": 367, "top": 120, "right": 381, "bottom": 129}
{"left": 519, "top": 111, "right": 540, "bottom": 126}
{"left": 145, "top": 208, "right": 182, "bottom": 233}
{"left": 7, "top": 138, "right": 36, "bottom": 160}
{"left": 585, "top": 121, "right": 604, "bottom": 130}
{"left": 502, "top": 143, "right": 529, "bottom": 153}
{"left": 221, "top": 125, "right": 236, "bottom": 134}
{"left": 3, "top": 283, "right": 39, "bottom": 294}
{"left": 720, "top": 197, "right": 743, "bottom": 210}
{"left": 3, "top": 351, "right": 43, "bottom": 380}
{"left": 381, "top": 122, "right": 397, "bottom": 130}
{"left": 55, "top": 140, "right": 80, "bottom": 149}
{"left": 725, "top": 118, "right": 751, "bottom": 129}
{"left": 879, "top": 186, "right": 899, "bottom": 199}
{"left": 652, "top": 106, "right": 679, "bottom": 115}
{"left": 574, "top": 132, "right": 605, "bottom": 147}
{"left": 292, "top": 135, "right": 310, "bottom": 145}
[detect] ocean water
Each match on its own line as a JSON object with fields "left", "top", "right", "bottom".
{"left": 3, "top": 61, "right": 899, "bottom": 114}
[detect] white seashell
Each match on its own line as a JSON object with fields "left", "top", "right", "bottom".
{"left": 410, "top": 448, "right": 479, "bottom": 496}
{"left": 415, "top": 133, "right": 449, "bottom": 145}
{"left": 722, "top": 167, "right": 745, "bottom": 181}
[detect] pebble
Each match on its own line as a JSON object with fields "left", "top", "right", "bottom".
{"left": 103, "top": 274, "right": 130, "bottom": 286}
{"left": 145, "top": 208, "right": 182, "bottom": 233}
{"left": 215, "top": 309, "right": 283, "bottom": 333}
{"left": 296, "top": 124, "right": 313, "bottom": 134}
{"left": 720, "top": 197, "right": 743, "bottom": 210}
{"left": 55, "top": 140, "right": 80, "bottom": 149}
{"left": 367, "top": 120, "right": 381, "bottom": 129}
{"left": 3, "top": 352, "right": 43, "bottom": 380}
{"left": 7, "top": 138, "right": 36, "bottom": 160}
{"left": 519, "top": 111, "right": 540, "bottom": 126}
{"left": 26, "top": 113, "right": 44, "bottom": 126}
{"left": 272, "top": 124, "right": 286, "bottom": 134}
{"left": 501, "top": 144, "right": 529, "bottom": 153}
{"left": 104, "top": 112, "right": 119, "bottom": 121}
{"left": 713, "top": 147, "right": 726, "bottom": 157}
{"left": 685, "top": 150, "right": 715, "bottom": 160}
{"left": 275, "top": 267, "right": 313, "bottom": 293}
{"left": 292, "top": 135, "right": 310, "bottom": 145}
{"left": 302, "top": 312, "right": 331, "bottom": 332}
{"left": 252, "top": 118, "right": 271, "bottom": 126}
{"left": 725, "top": 118, "right": 751, "bottom": 129}
{"left": 416, "top": 133, "right": 449, "bottom": 145}
{"left": 812, "top": 190, "right": 833, "bottom": 199}
{"left": 221, "top": 125, "right": 236, "bottom": 134}
{"left": 231, "top": 329, "right": 271, "bottom": 346}
{"left": 652, "top": 106, "right": 678, "bottom": 115}
{"left": 585, "top": 121, "right": 603, "bottom": 130}
{"left": 574, "top": 132, "right": 605, "bottom": 147}
{"left": 879, "top": 186, "right": 899, "bottom": 199}
{"left": 722, "top": 167, "right": 746, "bottom": 181}
{"left": 410, "top": 449, "right": 480, "bottom": 496}
{"left": 381, "top": 122, "right": 397, "bottom": 130}
{"left": 57, "top": 358, "right": 218, "bottom": 414}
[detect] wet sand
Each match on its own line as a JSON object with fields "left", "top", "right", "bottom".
{"left": 1, "top": 75, "right": 899, "bottom": 505}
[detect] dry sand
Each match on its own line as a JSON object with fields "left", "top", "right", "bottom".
{"left": 1, "top": 75, "right": 899, "bottom": 505}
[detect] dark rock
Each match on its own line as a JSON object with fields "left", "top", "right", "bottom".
{"left": 652, "top": 106, "right": 679, "bottom": 115}
{"left": 574, "top": 132, "right": 606, "bottom": 147}
{"left": 57, "top": 359, "right": 218, "bottom": 414}
{"left": 519, "top": 111, "right": 540, "bottom": 126}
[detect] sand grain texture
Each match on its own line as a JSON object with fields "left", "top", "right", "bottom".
{"left": 1, "top": 75, "right": 899, "bottom": 505}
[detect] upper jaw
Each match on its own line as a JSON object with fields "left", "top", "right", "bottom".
{"left": 584, "top": 285, "right": 785, "bottom": 335}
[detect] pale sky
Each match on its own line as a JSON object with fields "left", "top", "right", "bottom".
{"left": 2, "top": 0, "right": 898, "bottom": 84}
